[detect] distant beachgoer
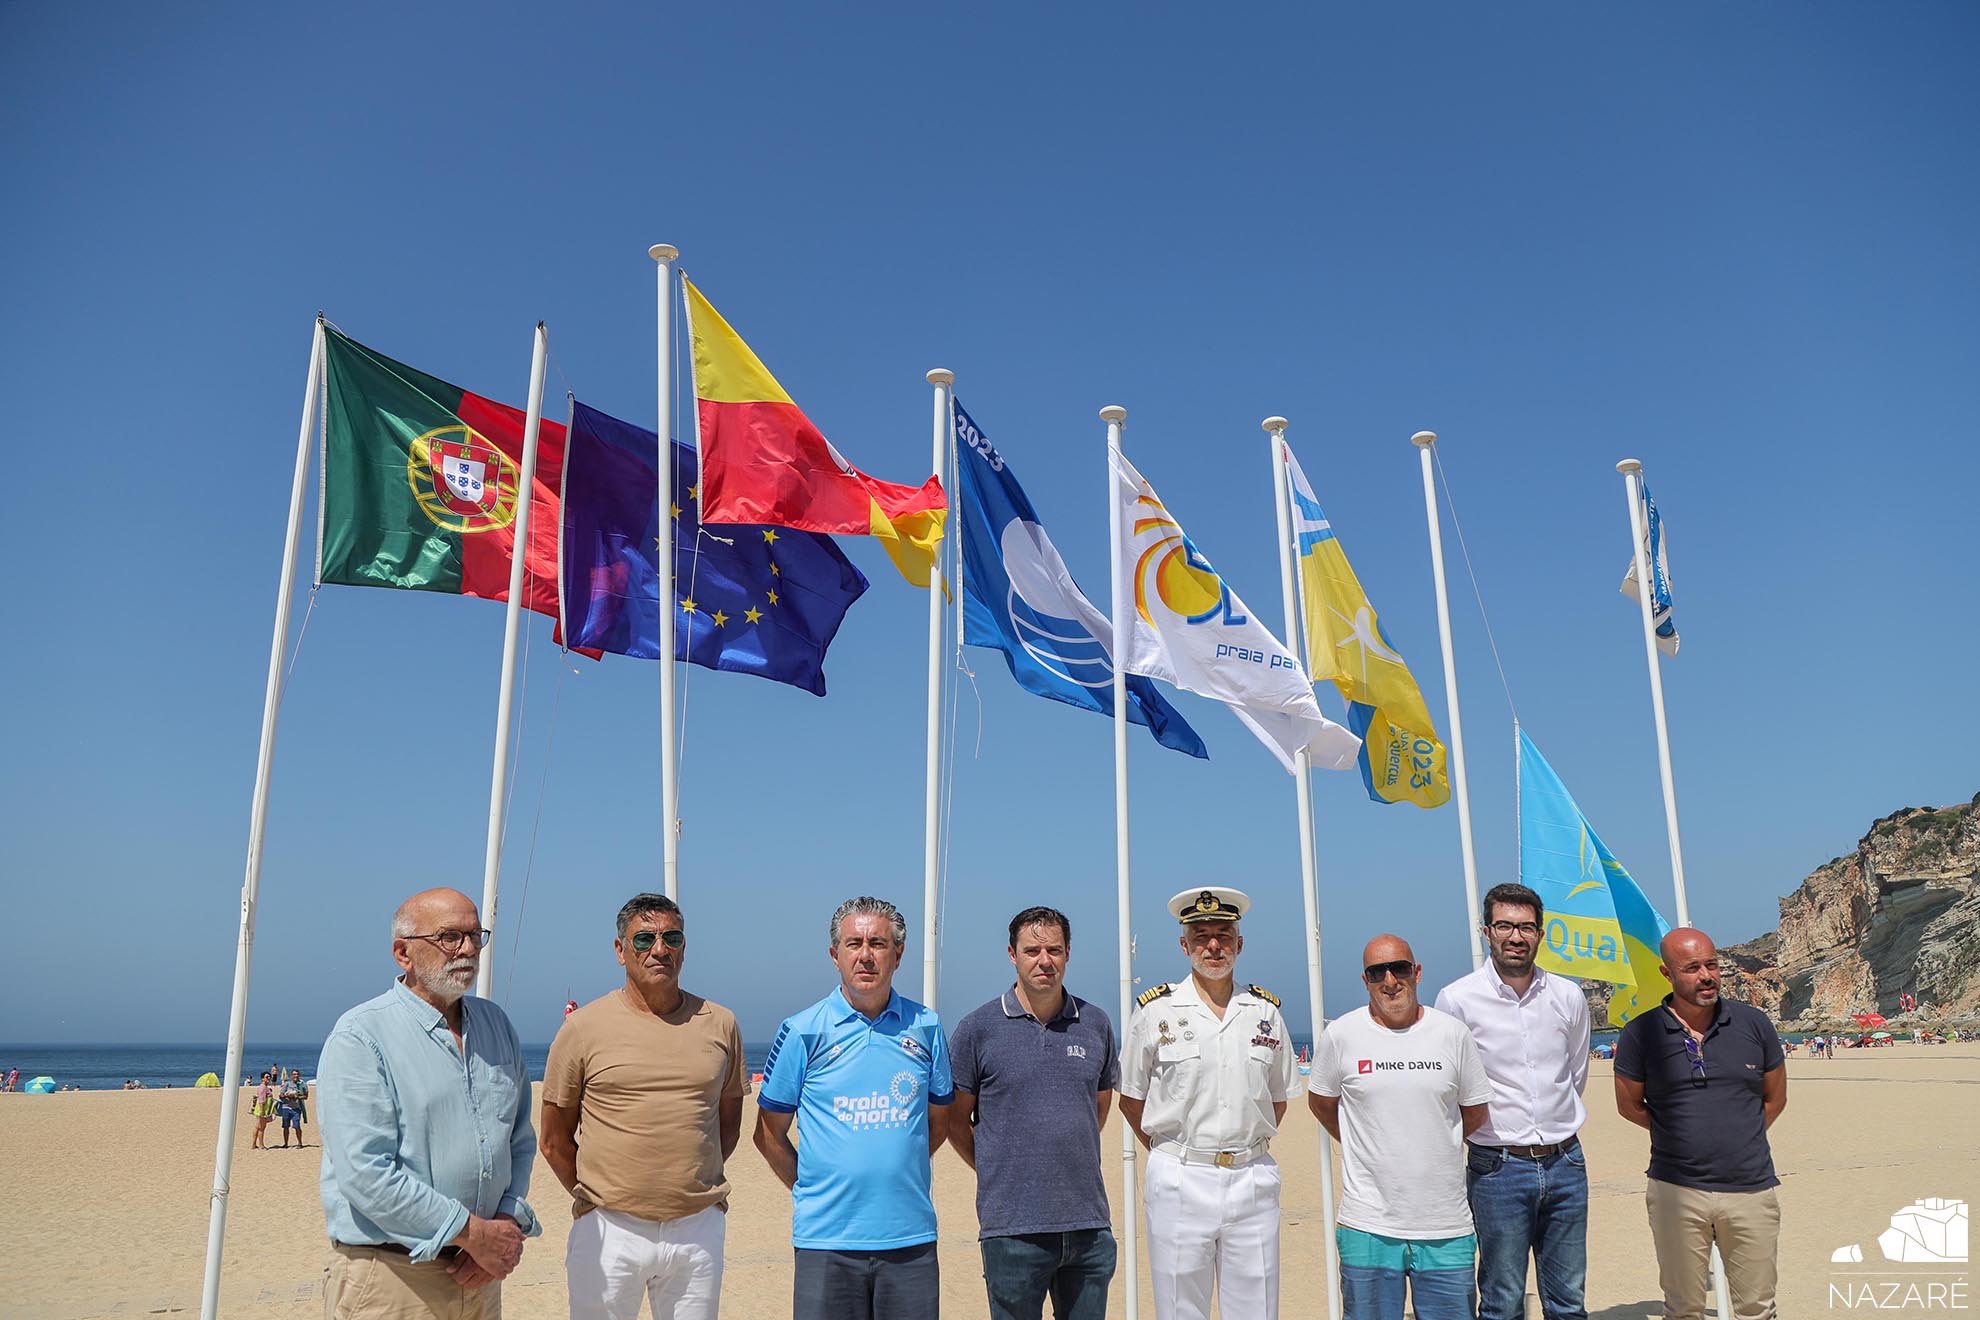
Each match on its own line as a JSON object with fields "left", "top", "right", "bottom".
{"left": 6, "top": 1067, "right": 19, "bottom": 1092}
{"left": 277, "top": 1071, "right": 307, "bottom": 1148}
{"left": 251, "top": 1071, "right": 276, "bottom": 1149}
{"left": 318, "top": 886, "right": 538, "bottom": 1316}
{"left": 288, "top": 1068, "right": 309, "bottom": 1123}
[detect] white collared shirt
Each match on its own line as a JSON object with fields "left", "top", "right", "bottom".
{"left": 1118, "top": 974, "right": 1296, "bottom": 1151}
{"left": 1433, "top": 961, "right": 1591, "bottom": 1145}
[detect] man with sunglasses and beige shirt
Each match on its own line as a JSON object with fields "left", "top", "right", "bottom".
{"left": 1614, "top": 927, "right": 1787, "bottom": 1320}
{"left": 543, "top": 893, "right": 749, "bottom": 1320}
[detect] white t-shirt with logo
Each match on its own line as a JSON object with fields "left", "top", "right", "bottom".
{"left": 1310, "top": 1005, "right": 1492, "bottom": 1239}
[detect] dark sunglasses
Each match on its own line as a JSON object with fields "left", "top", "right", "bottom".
{"left": 1363, "top": 959, "right": 1415, "bottom": 983}
{"left": 1682, "top": 1035, "right": 1707, "bottom": 1088}
{"left": 630, "top": 929, "right": 685, "bottom": 953}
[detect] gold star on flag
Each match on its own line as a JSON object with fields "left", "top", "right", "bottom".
{"left": 680, "top": 598, "right": 697, "bottom": 614}
{"left": 770, "top": 562, "right": 780, "bottom": 575}
{"left": 711, "top": 610, "right": 729, "bottom": 627}
{"left": 762, "top": 529, "right": 779, "bottom": 544}
{"left": 766, "top": 589, "right": 780, "bottom": 605}
{"left": 688, "top": 484, "right": 698, "bottom": 501}
{"left": 744, "top": 606, "right": 763, "bottom": 624}
{"left": 670, "top": 502, "right": 681, "bottom": 520}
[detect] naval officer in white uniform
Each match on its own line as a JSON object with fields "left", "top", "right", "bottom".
{"left": 1118, "top": 886, "right": 1298, "bottom": 1320}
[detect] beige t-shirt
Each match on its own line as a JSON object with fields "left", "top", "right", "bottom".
{"left": 543, "top": 988, "right": 748, "bottom": 1223}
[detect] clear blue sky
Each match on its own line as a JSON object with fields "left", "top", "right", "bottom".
{"left": 4, "top": 3, "right": 1975, "bottom": 1047}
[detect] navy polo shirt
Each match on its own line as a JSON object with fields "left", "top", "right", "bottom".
{"left": 1614, "top": 995, "right": 1784, "bottom": 1192}
{"left": 949, "top": 988, "right": 1119, "bottom": 1238}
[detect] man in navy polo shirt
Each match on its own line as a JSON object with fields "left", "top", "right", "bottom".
{"left": 754, "top": 896, "right": 954, "bottom": 1320}
{"left": 949, "top": 905, "right": 1120, "bottom": 1320}
{"left": 1614, "top": 927, "right": 1788, "bottom": 1320}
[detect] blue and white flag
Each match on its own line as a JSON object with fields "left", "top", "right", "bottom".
{"left": 1620, "top": 477, "right": 1678, "bottom": 656}
{"left": 952, "top": 397, "right": 1206, "bottom": 758}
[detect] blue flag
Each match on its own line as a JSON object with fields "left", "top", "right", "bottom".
{"left": 559, "top": 400, "right": 868, "bottom": 695}
{"left": 952, "top": 397, "right": 1206, "bottom": 758}
{"left": 1517, "top": 726, "right": 1672, "bottom": 1025}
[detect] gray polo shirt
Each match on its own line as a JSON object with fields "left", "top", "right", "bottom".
{"left": 949, "top": 988, "right": 1119, "bottom": 1238}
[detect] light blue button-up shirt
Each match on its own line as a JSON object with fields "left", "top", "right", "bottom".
{"left": 317, "top": 981, "right": 540, "bottom": 1261}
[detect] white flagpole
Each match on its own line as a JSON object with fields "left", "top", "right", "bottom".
{"left": 923, "top": 368, "right": 954, "bottom": 1006}
{"left": 1411, "top": 432, "right": 1485, "bottom": 970}
{"left": 652, "top": 244, "right": 681, "bottom": 901}
{"left": 475, "top": 322, "right": 550, "bottom": 998}
{"left": 200, "top": 315, "right": 325, "bottom": 1320}
{"left": 1102, "top": 403, "right": 1140, "bottom": 1320}
{"left": 1265, "top": 419, "right": 1344, "bottom": 1320}
{"left": 1616, "top": 459, "right": 1688, "bottom": 922}
{"left": 1618, "top": 459, "right": 1727, "bottom": 1320}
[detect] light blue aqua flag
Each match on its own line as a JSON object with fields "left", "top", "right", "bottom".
{"left": 1517, "top": 726, "right": 1672, "bottom": 1025}
{"left": 952, "top": 397, "right": 1206, "bottom": 758}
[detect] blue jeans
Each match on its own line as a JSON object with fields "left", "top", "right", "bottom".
{"left": 1338, "top": 1227, "right": 1477, "bottom": 1320}
{"left": 1466, "top": 1140, "right": 1589, "bottom": 1320}
{"left": 980, "top": 1229, "right": 1116, "bottom": 1320}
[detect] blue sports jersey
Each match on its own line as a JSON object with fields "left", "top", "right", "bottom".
{"left": 757, "top": 986, "right": 954, "bottom": 1250}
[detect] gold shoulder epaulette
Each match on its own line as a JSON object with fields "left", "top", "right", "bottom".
{"left": 1136, "top": 983, "right": 1174, "bottom": 1008}
{"left": 1248, "top": 984, "right": 1281, "bottom": 1007}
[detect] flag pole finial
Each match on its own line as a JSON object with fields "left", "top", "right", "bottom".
{"left": 1099, "top": 405, "right": 1127, "bottom": 423}
{"left": 1616, "top": 458, "right": 1643, "bottom": 475}
{"left": 1411, "top": 430, "right": 1438, "bottom": 448}
{"left": 648, "top": 243, "right": 679, "bottom": 262}
{"left": 1261, "top": 416, "right": 1288, "bottom": 434}
{"left": 926, "top": 368, "right": 954, "bottom": 386}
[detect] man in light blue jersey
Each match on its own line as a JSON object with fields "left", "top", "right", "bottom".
{"left": 754, "top": 895, "right": 954, "bottom": 1320}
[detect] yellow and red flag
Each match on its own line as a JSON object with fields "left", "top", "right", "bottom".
{"left": 684, "top": 277, "right": 946, "bottom": 587}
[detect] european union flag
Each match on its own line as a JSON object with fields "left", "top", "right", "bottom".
{"left": 953, "top": 396, "right": 1205, "bottom": 758}
{"left": 559, "top": 400, "right": 868, "bottom": 695}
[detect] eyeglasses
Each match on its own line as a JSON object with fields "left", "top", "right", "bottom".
{"left": 1682, "top": 1035, "right": 1707, "bottom": 1088}
{"left": 1486, "top": 921, "right": 1541, "bottom": 937}
{"left": 629, "top": 929, "right": 685, "bottom": 953}
{"left": 1363, "top": 960, "right": 1415, "bottom": 983}
{"left": 404, "top": 928, "right": 491, "bottom": 952}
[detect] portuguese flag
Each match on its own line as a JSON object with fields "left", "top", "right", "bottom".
{"left": 317, "top": 327, "right": 567, "bottom": 619}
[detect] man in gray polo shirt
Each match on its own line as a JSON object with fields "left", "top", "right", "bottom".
{"left": 949, "top": 905, "right": 1119, "bottom": 1320}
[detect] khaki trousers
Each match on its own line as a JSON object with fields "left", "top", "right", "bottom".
{"left": 324, "top": 1244, "right": 500, "bottom": 1320}
{"left": 1645, "top": 1179, "right": 1780, "bottom": 1320}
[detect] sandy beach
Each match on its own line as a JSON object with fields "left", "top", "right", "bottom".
{"left": 2, "top": 1044, "right": 1972, "bottom": 1318}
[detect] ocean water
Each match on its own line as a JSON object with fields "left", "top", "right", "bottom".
{"left": 0, "top": 1042, "right": 785, "bottom": 1092}
{"left": 1, "top": 1037, "right": 1327, "bottom": 1092}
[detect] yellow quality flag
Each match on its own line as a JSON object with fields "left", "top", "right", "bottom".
{"left": 1282, "top": 442, "right": 1449, "bottom": 808}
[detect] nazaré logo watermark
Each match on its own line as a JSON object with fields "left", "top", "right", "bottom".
{"left": 1829, "top": 1198, "right": 1968, "bottom": 1311}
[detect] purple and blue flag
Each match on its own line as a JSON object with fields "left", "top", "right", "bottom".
{"left": 558, "top": 400, "right": 868, "bottom": 695}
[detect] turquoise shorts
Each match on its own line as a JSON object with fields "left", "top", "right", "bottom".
{"left": 1336, "top": 1226, "right": 1477, "bottom": 1320}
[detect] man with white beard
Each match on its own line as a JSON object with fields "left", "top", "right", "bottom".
{"left": 317, "top": 887, "right": 540, "bottom": 1319}
{"left": 1118, "top": 887, "right": 1297, "bottom": 1320}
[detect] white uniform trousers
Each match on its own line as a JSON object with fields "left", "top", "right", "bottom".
{"left": 1143, "top": 1148, "right": 1282, "bottom": 1320}
{"left": 566, "top": 1205, "right": 725, "bottom": 1320}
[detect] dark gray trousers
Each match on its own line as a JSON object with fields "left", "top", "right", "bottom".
{"left": 793, "top": 1243, "right": 940, "bottom": 1320}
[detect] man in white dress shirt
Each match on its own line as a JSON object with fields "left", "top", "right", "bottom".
{"left": 1435, "top": 882, "right": 1593, "bottom": 1320}
{"left": 1119, "top": 886, "right": 1297, "bottom": 1320}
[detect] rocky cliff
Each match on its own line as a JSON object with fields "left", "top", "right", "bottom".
{"left": 1721, "top": 793, "right": 1980, "bottom": 1024}
{"left": 1583, "top": 793, "right": 1980, "bottom": 1029}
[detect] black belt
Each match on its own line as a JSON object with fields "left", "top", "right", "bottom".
{"left": 1474, "top": 1136, "right": 1578, "bottom": 1159}
{"left": 334, "top": 1241, "right": 462, "bottom": 1261}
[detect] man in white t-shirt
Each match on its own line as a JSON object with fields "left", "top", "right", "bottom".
{"left": 1309, "top": 934, "right": 1491, "bottom": 1320}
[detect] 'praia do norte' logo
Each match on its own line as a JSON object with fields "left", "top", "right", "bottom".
{"left": 407, "top": 425, "right": 520, "bottom": 533}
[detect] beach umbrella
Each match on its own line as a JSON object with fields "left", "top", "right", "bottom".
{"left": 23, "top": 1076, "right": 55, "bottom": 1094}
{"left": 195, "top": 1072, "right": 221, "bottom": 1088}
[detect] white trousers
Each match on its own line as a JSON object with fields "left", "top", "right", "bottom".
{"left": 566, "top": 1205, "right": 726, "bottom": 1320}
{"left": 1143, "top": 1148, "right": 1282, "bottom": 1320}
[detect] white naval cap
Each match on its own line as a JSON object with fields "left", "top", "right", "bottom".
{"left": 1167, "top": 886, "right": 1250, "bottom": 924}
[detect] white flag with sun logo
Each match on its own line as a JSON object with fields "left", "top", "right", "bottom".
{"left": 1110, "top": 449, "right": 1361, "bottom": 774}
